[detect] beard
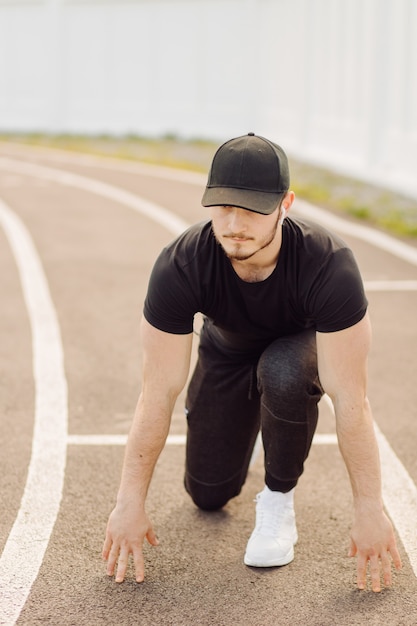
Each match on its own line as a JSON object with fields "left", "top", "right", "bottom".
{"left": 214, "top": 212, "right": 280, "bottom": 262}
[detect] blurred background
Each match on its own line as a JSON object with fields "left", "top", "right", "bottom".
{"left": 0, "top": 0, "right": 416, "bottom": 201}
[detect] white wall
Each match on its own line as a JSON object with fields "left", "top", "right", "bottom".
{"left": 0, "top": 0, "right": 416, "bottom": 198}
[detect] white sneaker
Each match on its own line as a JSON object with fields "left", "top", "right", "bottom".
{"left": 244, "top": 487, "right": 298, "bottom": 567}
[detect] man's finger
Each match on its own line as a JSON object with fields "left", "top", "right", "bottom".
{"left": 115, "top": 548, "right": 129, "bottom": 583}
{"left": 146, "top": 527, "right": 159, "bottom": 547}
{"left": 369, "top": 555, "right": 381, "bottom": 592}
{"left": 348, "top": 537, "right": 357, "bottom": 558}
{"left": 132, "top": 546, "right": 145, "bottom": 583}
{"left": 356, "top": 553, "right": 367, "bottom": 590}
{"left": 381, "top": 552, "right": 392, "bottom": 587}
{"left": 106, "top": 544, "right": 120, "bottom": 577}
{"left": 390, "top": 543, "right": 403, "bottom": 571}
{"left": 102, "top": 534, "right": 112, "bottom": 561}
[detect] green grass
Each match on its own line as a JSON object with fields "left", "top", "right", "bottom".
{"left": 1, "top": 133, "right": 417, "bottom": 240}
{"left": 289, "top": 157, "right": 417, "bottom": 240}
{"left": 1, "top": 133, "right": 216, "bottom": 173}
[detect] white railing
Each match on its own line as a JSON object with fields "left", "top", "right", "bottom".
{"left": 0, "top": 0, "right": 416, "bottom": 198}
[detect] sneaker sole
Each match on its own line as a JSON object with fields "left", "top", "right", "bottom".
{"left": 243, "top": 545, "right": 294, "bottom": 568}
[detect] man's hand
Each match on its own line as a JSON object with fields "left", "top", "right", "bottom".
{"left": 102, "top": 504, "right": 159, "bottom": 583}
{"left": 349, "top": 507, "right": 402, "bottom": 592}
{"left": 101, "top": 322, "right": 192, "bottom": 583}
{"left": 317, "top": 317, "right": 403, "bottom": 592}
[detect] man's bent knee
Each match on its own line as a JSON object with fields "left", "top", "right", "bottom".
{"left": 256, "top": 333, "right": 319, "bottom": 400}
{"left": 184, "top": 473, "right": 241, "bottom": 511}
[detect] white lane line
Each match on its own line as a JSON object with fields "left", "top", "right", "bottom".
{"left": 66, "top": 432, "right": 338, "bottom": 447}
{"left": 1, "top": 155, "right": 416, "bottom": 584}
{"left": 0, "top": 199, "right": 68, "bottom": 625}
{"left": 1, "top": 156, "right": 417, "bottom": 271}
{"left": 1, "top": 158, "right": 417, "bottom": 305}
{"left": 295, "top": 199, "right": 417, "bottom": 268}
{"left": 322, "top": 395, "right": 417, "bottom": 577}
{"left": 66, "top": 431, "right": 338, "bottom": 476}
{"left": 313, "top": 433, "right": 338, "bottom": 445}
{"left": 0, "top": 157, "right": 190, "bottom": 236}
{"left": 0, "top": 140, "right": 208, "bottom": 187}
{"left": 375, "top": 426, "right": 417, "bottom": 577}
{"left": 364, "top": 280, "right": 417, "bottom": 291}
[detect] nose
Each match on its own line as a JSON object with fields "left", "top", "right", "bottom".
{"left": 227, "top": 207, "right": 248, "bottom": 233}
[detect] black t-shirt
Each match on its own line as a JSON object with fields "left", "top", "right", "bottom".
{"left": 143, "top": 217, "right": 368, "bottom": 351}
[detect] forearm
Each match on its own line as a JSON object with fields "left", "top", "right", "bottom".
{"left": 317, "top": 318, "right": 402, "bottom": 589}
{"left": 103, "top": 321, "right": 192, "bottom": 583}
{"left": 335, "top": 395, "right": 383, "bottom": 509}
{"left": 116, "top": 392, "right": 174, "bottom": 507}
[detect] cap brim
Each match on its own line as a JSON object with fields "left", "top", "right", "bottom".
{"left": 201, "top": 186, "right": 282, "bottom": 215}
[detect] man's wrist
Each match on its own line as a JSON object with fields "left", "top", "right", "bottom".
{"left": 353, "top": 496, "right": 384, "bottom": 514}
{"left": 115, "top": 488, "right": 146, "bottom": 511}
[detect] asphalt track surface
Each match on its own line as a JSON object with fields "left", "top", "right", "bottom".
{"left": 0, "top": 142, "right": 416, "bottom": 626}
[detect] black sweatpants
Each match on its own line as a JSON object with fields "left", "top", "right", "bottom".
{"left": 184, "top": 320, "right": 323, "bottom": 510}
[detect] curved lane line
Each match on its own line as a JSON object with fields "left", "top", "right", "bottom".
{"left": 375, "top": 424, "right": 417, "bottom": 577}
{"left": 1, "top": 156, "right": 417, "bottom": 267}
{"left": 0, "top": 199, "right": 68, "bottom": 626}
{"left": 295, "top": 199, "right": 417, "bottom": 267}
{"left": 322, "top": 395, "right": 417, "bottom": 577}
{"left": 0, "top": 156, "right": 416, "bottom": 593}
{"left": 0, "top": 158, "right": 190, "bottom": 236}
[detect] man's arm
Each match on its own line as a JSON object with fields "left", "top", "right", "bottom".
{"left": 102, "top": 316, "right": 193, "bottom": 583}
{"left": 316, "top": 312, "right": 402, "bottom": 592}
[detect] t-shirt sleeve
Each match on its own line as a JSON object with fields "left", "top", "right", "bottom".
{"left": 307, "top": 248, "right": 368, "bottom": 332}
{"left": 143, "top": 247, "right": 198, "bottom": 334}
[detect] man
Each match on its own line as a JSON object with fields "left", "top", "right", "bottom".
{"left": 103, "top": 132, "right": 402, "bottom": 591}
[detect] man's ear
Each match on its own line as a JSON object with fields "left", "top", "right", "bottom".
{"left": 279, "top": 191, "right": 295, "bottom": 225}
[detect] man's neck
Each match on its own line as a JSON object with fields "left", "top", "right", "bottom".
{"left": 231, "top": 260, "right": 277, "bottom": 283}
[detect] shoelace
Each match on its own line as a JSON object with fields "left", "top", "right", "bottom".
{"left": 254, "top": 494, "right": 286, "bottom": 536}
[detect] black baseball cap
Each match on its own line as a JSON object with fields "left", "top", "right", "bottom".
{"left": 201, "top": 132, "right": 290, "bottom": 215}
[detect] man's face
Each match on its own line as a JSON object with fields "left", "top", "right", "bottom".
{"left": 210, "top": 205, "right": 281, "bottom": 262}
